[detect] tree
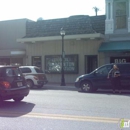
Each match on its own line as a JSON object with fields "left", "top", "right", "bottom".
{"left": 37, "top": 17, "right": 43, "bottom": 21}
{"left": 93, "top": 7, "right": 99, "bottom": 16}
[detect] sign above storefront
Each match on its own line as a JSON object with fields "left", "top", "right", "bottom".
{"left": 110, "top": 57, "right": 130, "bottom": 63}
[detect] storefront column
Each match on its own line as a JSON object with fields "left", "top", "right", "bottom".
{"left": 128, "top": 0, "right": 130, "bottom": 32}
{"left": 105, "top": 0, "right": 114, "bottom": 34}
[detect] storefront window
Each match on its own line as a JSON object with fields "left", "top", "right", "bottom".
{"left": 0, "top": 58, "right": 10, "bottom": 65}
{"left": 45, "top": 55, "right": 78, "bottom": 74}
{"left": 10, "top": 58, "right": 23, "bottom": 65}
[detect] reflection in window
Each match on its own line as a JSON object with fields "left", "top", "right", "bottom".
{"left": 115, "top": 2, "right": 126, "bottom": 29}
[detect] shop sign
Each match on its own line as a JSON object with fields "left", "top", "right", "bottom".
{"left": 114, "top": 59, "right": 126, "bottom": 63}
{"left": 110, "top": 57, "right": 130, "bottom": 63}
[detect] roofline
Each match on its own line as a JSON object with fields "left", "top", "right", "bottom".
{"left": 17, "top": 33, "right": 105, "bottom": 43}
{"left": 0, "top": 18, "right": 33, "bottom": 22}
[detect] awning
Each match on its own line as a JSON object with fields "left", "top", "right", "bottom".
{"left": 98, "top": 41, "right": 130, "bottom": 52}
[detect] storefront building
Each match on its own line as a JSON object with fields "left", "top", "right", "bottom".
{"left": 98, "top": 0, "right": 130, "bottom": 65}
{"left": 0, "top": 19, "right": 30, "bottom": 65}
{"left": 17, "top": 15, "right": 105, "bottom": 83}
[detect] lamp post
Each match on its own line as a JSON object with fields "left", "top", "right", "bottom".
{"left": 60, "top": 28, "right": 66, "bottom": 86}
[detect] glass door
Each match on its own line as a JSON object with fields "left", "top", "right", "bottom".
{"left": 85, "top": 55, "right": 98, "bottom": 73}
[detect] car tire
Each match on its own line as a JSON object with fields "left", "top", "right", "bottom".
{"left": 81, "top": 81, "right": 93, "bottom": 93}
{"left": 13, "top": 97, "right": 24, "bottom": 102}
{"left": 26, "top": 79, "right": 34, "bottom": 88}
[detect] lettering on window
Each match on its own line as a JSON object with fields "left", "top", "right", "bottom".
{"left": 45, "top": 55, "right": 78, "bottom": 74}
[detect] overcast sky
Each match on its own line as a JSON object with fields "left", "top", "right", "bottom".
{"left": 0, "top": 0, "right": 105, "bottom": 21}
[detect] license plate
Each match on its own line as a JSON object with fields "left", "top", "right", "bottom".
{"left": 17, "top": 82, "right": 22, "bottom": 87}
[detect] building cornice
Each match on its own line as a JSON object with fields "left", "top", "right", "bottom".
{"left": 17, "top": 33, "right": 104, "bottom": 43}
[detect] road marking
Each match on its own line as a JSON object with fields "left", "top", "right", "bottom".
{"left": 0, "top": 111, "right": 129, "bottom": 123}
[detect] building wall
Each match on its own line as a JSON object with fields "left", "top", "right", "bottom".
{"left": 25, "top": 39, "right": 103, "bottom": 83}
{"left": 0, "top": 19, "right": 27, "bottom": 49}
{"left": 98, "top": 52, "right": 105, "bottom": 66}
{"left": 105, "top": 0, "right": 129, "bottom": 35}
{"left": 0, "top": 19, "right": 29, "bottom": 65}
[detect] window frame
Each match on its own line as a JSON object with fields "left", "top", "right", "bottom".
{"left": 45, "top": 54, "right": 79, "bottom": 74}
{"left": 114, "top": 0, "right": 128, "bottom": 30}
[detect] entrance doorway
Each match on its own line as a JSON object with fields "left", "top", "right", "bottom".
{"left": 85, "top": 55, "right": 98, "bottom": 73}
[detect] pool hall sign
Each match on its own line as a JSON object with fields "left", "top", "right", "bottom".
{"left": 110, "top": 57, "right": 130, "bottom": 63}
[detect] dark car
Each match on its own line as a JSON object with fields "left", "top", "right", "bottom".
{"left": 0, "top": 65, "right": 30, "bottom": 104}
{"left": 75, "top": 63, "right": 130, "bottom": 92}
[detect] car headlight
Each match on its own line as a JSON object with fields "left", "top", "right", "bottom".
{"left": 75, "top": 78, "right": 79, "bottom": 82}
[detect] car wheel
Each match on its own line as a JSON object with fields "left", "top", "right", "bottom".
{"left": 13, "top": 97, "right": 24, "bottom": 102}
{"left": 26, "top": 80, "right": 34, "bottom": 88}
{"left": 81, "top": 81, "right": 93, "bottom": 93}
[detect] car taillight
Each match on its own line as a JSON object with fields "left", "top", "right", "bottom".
{"left": 0, "top": 81, "right": 11, "bottom": 89}
{"left": 33, "top": 76, "right": 38, "bottom": 80}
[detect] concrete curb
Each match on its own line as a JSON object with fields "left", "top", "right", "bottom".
{"left": 43, "top": 83, "right": 77, "bottom": 90}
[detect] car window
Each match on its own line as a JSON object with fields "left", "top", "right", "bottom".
{"left": 96, "top": 65, "right": 112, "bottom": 76}
{"left": 6, "top": 68, "right": 22, "bottom": 76}
{"left": 34, "top": 67, "right": 43, "bottom": 73}
{"left": 20, "top": 68, "right": 32, "bottom": 73}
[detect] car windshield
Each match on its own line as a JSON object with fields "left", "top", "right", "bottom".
{"left": 5, "top": 67, "right": 22, "bottom": 76}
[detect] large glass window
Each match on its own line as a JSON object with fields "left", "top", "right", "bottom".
{"left": 45, "top": 55, "right": 78, "bottom": 74}
{"left": 10, "top": 58, "right": 23, "bottom": 65}
{"left": 115, "top": 1, "right": 127, "bottom": 29}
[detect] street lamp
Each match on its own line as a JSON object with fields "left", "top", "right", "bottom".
{"left": 60, "top": 28, "right": 66, "bottom": 86}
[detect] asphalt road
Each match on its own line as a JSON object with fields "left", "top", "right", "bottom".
{"left": 0, "top": 85, "right": 130, "bottom": 130}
